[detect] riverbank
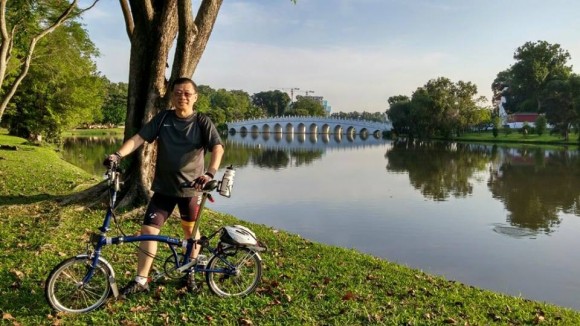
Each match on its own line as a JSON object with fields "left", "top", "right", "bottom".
{"left": 2, "top": 132, "right": 580, "bottom": 325}
{"left": 62, "top": 127, "right": 125, "bottom": 137}
{"left": 436, "top": 130, "right": 580, "bottom": 149}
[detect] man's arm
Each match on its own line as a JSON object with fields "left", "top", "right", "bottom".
{"left": 104, "top": 134, "right": 146, "bottom": 167}
{"left": 206, "top": 144, "right": 225, "bottom": 177}
{"left": 116, "top": 134, "right": 146, "bottom": 158}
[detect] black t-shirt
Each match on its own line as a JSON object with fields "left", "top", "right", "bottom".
{"left": 139, "top": 110, "right": 223, "bottom": 197}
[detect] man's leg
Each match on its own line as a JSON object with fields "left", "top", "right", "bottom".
{"left": 181, "top": 222, "right": 201, "bottom": 259}
{"left": 178, "top": 195, "right": 201, "bottom": 259}
{"left": 120, "top": 194, "right": 173, "bottom": 297}
{"left": 136, "top": 225, "right": 161, "bottom": 280}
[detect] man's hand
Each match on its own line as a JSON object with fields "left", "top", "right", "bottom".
{"left": 103, "top": 152, "right": 122, "bottom": 168}
{"left": 192, "top": 173, "right": 213, "bottom": 190}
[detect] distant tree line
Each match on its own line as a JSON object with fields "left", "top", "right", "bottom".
{"left": 330, "top": 111, "right": 386, "bottom": 123}
{"left": 387, "top": 78, "right": 489, "bottom": 138}
{"left": 387, "top": 40, "right": 580, "bottom": 141}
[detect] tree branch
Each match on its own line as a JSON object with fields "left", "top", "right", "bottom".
{"left": 0, "top": 0, "right": 95, "bottom": 123}
{"left": 119, "top": 0, "right": 134, "bottom": 38}
{"left": 171, "top": 0, "right": 222, "bottom": 81}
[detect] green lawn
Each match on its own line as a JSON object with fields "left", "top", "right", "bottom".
{"left": 443, "top": 130, "right": 580, "bottom": 148}
{"left": 1, "top": 132, "right": 579, "bottom": 325}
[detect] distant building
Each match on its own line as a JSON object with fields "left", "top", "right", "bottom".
{"left": 505, "top": 113, "right": 541, "bottom": 128}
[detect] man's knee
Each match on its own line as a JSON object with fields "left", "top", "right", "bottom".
{"left": 141, "top": 225, "right": 160, "bottom": 235}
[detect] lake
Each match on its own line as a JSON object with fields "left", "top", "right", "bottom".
{"left": 62, "top": 132, "right": 580, "bottom": 310}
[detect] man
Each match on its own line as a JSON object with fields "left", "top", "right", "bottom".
{"left": 104, "top": 77, "right": 224, "bottom": 297}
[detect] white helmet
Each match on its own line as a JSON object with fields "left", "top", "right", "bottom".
{"left": 221, "top": 225, "right": 258, "bottom": 246}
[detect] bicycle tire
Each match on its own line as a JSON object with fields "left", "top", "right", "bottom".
{"left": 45, "top": 256, "right": 111, "bottom": 313}
{"left": 205, "top": 247, "right": 262, "bottom": 297}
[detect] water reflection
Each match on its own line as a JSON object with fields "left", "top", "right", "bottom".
{"left": 385, "top": 140, "right": 489, "bottom": 200}
{"left": 385, "top": 140, "right": 580, "bottom": 235}
{"left": 222, "top": 132, "right": 388, "bottom": 171}
{"left": 62, "top": 136, "right": 122, "bottom": 176}
{"left": 488, "top": 146, "right": 580, "bottom": 234}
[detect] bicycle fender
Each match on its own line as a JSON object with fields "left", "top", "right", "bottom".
{"left": 75, "top": 254, "right": 119, "bottom": 298}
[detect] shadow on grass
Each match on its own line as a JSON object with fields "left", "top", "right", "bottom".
{"left": 0, "top": 194, "right": 62, "bottom": 206}
{"left": 0, "top": 268, "right": 54, "bottom": 321}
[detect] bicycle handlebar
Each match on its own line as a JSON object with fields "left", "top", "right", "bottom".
{"left": 105, "top": 166, "right": 220, "bottom": 193}
{"left": 180, "top": 179, "right": 219, "bottom": 192}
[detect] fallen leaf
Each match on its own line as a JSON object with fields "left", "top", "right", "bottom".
{"left": 238, "top": 317, "right": 253, "bottom": 325}
{"left": 9, "top": 269, "right": 24, "bottom": 280}
{"left": 130, "top": 305, "right": 149, "bottom": 312}
{"left": 342, "top": 291, "right": 356, "bottom": 301}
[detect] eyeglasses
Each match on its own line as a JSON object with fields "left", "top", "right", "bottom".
{"left": 173, "top": 91, "right": 195, "bottom": 98}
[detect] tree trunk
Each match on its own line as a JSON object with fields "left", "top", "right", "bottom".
{"left": 116, "top": 0, "right": 223, "bottom": 208}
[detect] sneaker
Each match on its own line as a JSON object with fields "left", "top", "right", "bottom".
{"left": 119, "top": 280, "right": 149, "bottom": 299}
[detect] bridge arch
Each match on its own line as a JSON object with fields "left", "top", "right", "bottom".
{"left": 285, "top": 123, "right": 294, "bottom": 134}
{"left": 297, "top": 123, "right": 306, "bottom": 134}
{"left": 227, "top": 116, "right": 391, "bottom": 136}
{"left": 274, "top": 123, "right": 283, "bottom": 134}
{"left": 309, "top": 123, "right": 318, "bottom": 134}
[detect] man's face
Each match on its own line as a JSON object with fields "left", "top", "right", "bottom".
{"left": 171, "top": 82, "right": 198, "bottom": 111}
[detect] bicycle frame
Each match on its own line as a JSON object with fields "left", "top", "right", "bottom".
{"left": 46, "top": 165, "right": 264, "bottom": 313}
{"left": 84, "top": 168, "right": 224, "bottom": 298}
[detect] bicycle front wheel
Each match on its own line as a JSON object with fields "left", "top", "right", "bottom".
{"left": 45, "top": 256, "right": 111, "bottom": 313}
{"left": 206, "top": 247, "right": 262, "bottom": 297}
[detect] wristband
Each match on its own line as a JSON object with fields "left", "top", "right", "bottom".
{"left": 206, "top": 168, "right": 217, "bottom": 176}
{"left": 114, "top": 151, "right": 123, "bottom": 159}
{"left": 204, "top": 172, "right": 214, "bottom": 179}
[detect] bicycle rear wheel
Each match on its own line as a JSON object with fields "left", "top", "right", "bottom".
{"left": 45, "top": 256, "right": 111, "bottom": 313}
{"left": 206, "top": 247, "right": 262, "bottom": 297}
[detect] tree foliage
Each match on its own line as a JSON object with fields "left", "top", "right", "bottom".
{"left": 100, "top": 80, "right": 128, "bottom": 126}
{"left": 197, "top": 85, "right": 265, "bottom": 126}
{"left": 386, "top": 77, "right": 489, "bottom": 138}
{"left": 493, "top": 41, "right": 572, "bottom": 114}
{"left": 541, "top": 74, "right": 580, "bottom": 140}
{"left": 0, "top": 0, "right": 98, "bottom": 123}
{"left": 252, "top": 90, "right": 291, "bottom": 117}
{"left": 4, "top": 19, "right": 104, "bottom": 141}
{"left": 330, "top": 111, "right": 386, "bottom": 122}
{"left": 285, "top": 96, "right": 326, "bottom": 117}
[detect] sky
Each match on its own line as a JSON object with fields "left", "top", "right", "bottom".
{"left": 81, "top": 0, "right": 580, "bottom": 113}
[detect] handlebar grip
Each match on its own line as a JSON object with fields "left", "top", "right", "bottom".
{"left": 180, "top": 180, "right": 219, "bottom": 191}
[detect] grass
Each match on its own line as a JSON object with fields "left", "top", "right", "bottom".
{"left": 62, "top": 127, "right": 125, "bottom": 137}
{"left": 2, "top": 131, "right": 580, "bottom": 325}
{"left": 441, "top": 130, "right": 580, "bottom": 149}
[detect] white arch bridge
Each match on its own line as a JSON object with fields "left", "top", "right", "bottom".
{"left": 227, "top": 116, "right": 392, "bottom": 137}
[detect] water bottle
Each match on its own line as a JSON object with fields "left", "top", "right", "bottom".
{"left": 218, "top": 165, "right": 235, "bottom": 197}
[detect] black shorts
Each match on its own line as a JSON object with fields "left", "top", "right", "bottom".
{"left": 143, "top": 193, "right": 200, "bottom": 229}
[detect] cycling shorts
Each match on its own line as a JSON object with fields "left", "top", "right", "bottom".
{"left": 143, "top": 193, "right": 200, "bottom": 229}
